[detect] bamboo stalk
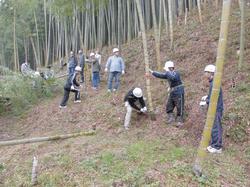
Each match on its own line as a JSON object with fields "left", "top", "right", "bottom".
{"left": 0, "top": 130, "right": 96, "bottom": 147}
{"left": 238, "top": 0, "right": 245, "bottom": 71}
{"left": 193, "top": 0, "right": 232, "bottom": 176}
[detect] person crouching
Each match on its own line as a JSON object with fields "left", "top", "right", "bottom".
{"left": 59, "top": 66, "right": 82, "bottom": 108}
{"left": 124, "top": 87, "right": 147, "bottom": 130}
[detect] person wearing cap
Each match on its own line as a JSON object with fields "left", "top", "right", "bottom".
{"left": 201, "top": 64, "right": 224, "bottom": 154}
{"left": 148, "top": 61, "right": 184, "bottom": 127}
{"left": 124, "top": 87, "right": 147, "bottom": 130}
{"left": 68, "top": 51, "right": 78, "bottom": 78}
{"left": 59, "top": 66, "right": 82, "bottom": 108}
{"left": 78, "top": 49, "right": 85, "bottom": 83}
{"left": 105, "top": 48, "right": 125, "bottom": 92}
{"left": 88, "top": 52, "right": 101, "bottom": 90}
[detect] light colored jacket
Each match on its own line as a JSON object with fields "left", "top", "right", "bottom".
{"left": 105, "top": 55, "right": 125, "bottom": 72}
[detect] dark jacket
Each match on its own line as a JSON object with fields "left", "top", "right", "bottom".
{"left": 89, "top": 59, "right": 101, "bottom": 73}
{"left": 79, "top": 54, "right": 85, "bottom": 68}
{"left": 68, "top": 56, "right": 78, "bottom": 68}
{"left": 152, "top": 71, "right": 184, "bottom": 96}
{"left": 64, "top": 72, "right": 80, "bottom": 90}
{"left": 206, "top": 80, "right": 224, "bottom": 112}
{"left": 124, "top": 89, "right": 146, "bottom": 111}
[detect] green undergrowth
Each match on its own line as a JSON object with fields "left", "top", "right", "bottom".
{"left": 0, "top": 66, "right": 63, "bottom": 116}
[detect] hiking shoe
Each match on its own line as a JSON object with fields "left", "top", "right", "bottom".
{"left": 107, "top": 89, "right": 111, "bottom": 92}
{"left": 113, "top": 89, "right": 117, "bottom": 92}
{"left": 207, "top": 146, "right": 222, "bottom": 154}
{"left": 59, "top": 105, "right": 67, "bottom": 109}
{"left": 176, "top": 122, "right": 184, "bottom": 127}
{"left": 74, "top": 100, "right": 81, "bottom": 103}
{"left": 167, "top": 113, "right": 175, "bottom": 124}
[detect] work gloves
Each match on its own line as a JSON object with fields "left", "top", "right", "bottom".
{"left": 71, "top": 85, "right": 81, "bottom": 91}
{"left": 140, "top": 107, "right": 147, "bottom": 113}
{"left": 199, "top": 95, "right": 208, "bottom": 106}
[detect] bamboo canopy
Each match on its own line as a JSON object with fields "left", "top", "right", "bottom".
{"left": 193, "top": 0, "right": 232, "bottom": 176}
{"left": 0, "top": 130, "right": 96, "bottom": 147}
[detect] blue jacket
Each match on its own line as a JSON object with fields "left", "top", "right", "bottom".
{"left": 152, "top": 71, "right": 184, "bottom": 96}
{"left": 105, "top": 55, "right": 125, "bottom": 72}
{"left": 206, "top": 80, "right": 224, "bottom": 112}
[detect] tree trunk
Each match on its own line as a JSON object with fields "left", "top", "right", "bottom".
{"left": 151, "top": 0, "right": 161, "bottom": 70}
{"left": 135, "top": 0, "right": 155, "bottom": 120}
{"left": 168, "top": 0, "right": 174, "bottom": 49}
{"left": 193, "top": 0, "right": 232, "bottom": 177}
{"left": 0, "top": 130, "right": 96, "bottom": 147}
{"left": 238, "top": 0, "right": 245, "bottom": 71}
{"left": 197, "top": 0, "right": 203, "bottom": 23}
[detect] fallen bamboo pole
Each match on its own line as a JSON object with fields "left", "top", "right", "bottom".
{"left": 0, "top": 130, "right": 96, "bottom": 147}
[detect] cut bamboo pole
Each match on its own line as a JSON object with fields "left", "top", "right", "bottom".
{"left": 0, "top": 130, "right": 96, "bottom": 147}
{"left": 193, "top": 0, "right": 232, "bottom": 177}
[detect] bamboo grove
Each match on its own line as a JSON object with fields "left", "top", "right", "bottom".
{"left": 0, "top": 0, "right": 221, "bottom": 71}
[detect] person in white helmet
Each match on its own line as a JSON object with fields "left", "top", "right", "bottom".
{"left": 87, "top": 52, "right": 101, "bottom": 90}
{"left": 59, "top": 66, "right": 82, "bottom": 108}
{"left": 123, "top": 87, "right": 147, "bottom": 130}
{"left": 105, "top": 48, "right": 125, "bottom": 92}
{"left": 148, "top": 61, "right": 184, "bottom": 127}
{"left": 201, "top": 64, "right": 224, "bottom": 154}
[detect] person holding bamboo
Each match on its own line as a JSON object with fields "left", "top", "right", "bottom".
{"left": 148, "top": 61, "right": 184, "bottom": 127}
{"left": 200, "top": 64, "right": 224, "bottom": 154}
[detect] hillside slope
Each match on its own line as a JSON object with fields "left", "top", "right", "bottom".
{"left": 0, "top": 4, "right": 250, "bottom": 186}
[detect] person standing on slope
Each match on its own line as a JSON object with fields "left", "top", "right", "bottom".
{"left": 148, "top": 61, "right": 185, "bottom": 127}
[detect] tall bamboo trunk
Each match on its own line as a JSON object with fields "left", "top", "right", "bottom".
{"left": 197, "top": 0, "right": 203, "bottom": 23}
{"left": 135, "top": 0, "right": 155, "bottom": 119}
{"left": 193, "top": 0, "right": 232, "bottom": 176}
{"left": 238, "top": 0, "right": 245, "bottom": 71}
{"left": 151, "top": 0, "right": 161, "bottom": 70}
{"left": 13, "top": 8, "right": 18, "bottom": 71}
{"left": 168, "top": 0, "right": 174, "bottom": 49}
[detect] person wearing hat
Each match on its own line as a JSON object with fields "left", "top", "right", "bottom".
{"left": 105, "top": 48, "right": 125, "bottom": 92}
{"left": 59, "top": 66, "right": 82, "bottom": 108}
{"left": 201, "top": 64, "right": 223, "bottom": 154}
{"left": 88, "top": 52, "right": 101, "bottom": 90}
{"left": 124, "top": 87, "right": 147, "bottom": 130}
{"left": 68, "top": 51, "right": 78, "bottom": 78}
{"left": 148, "top": 61, "right": 184, "bottom": 127}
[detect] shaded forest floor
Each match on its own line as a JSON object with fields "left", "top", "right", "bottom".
{"left": 1, "top": 4, "right": 250, "bottom": 186}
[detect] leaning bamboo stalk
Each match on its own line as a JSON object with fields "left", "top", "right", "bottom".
{"left": 193, "top": 0, "right": 232, "bottom": 176}
{"left": 0, "top": 130, "right": 96, "bottom": 147}
{"left": 135, "top": 0, "right": 155, "bottom": 120}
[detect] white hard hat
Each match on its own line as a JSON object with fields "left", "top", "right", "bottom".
{"left": 204, "top": 64, "right": 216, "bottom": 73}
{"left": 163, "top": 61, "right": 174, "bottom": 70}
{"left": 133, "top": 87, "right": 143, "bottom": 98}
{"left": 113, "top": 48, "right": 119, "bottom": 53}
{"left": 34, "top": 71, "right": 40, "bottom": 76}
{"left": 90, "top": 52, "right": 95, "bottom": 57}
{"left": 75, "top": 66, "right": 82, "bottom": 72}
